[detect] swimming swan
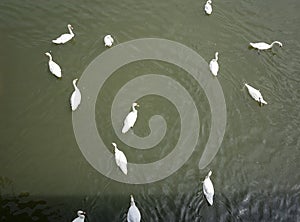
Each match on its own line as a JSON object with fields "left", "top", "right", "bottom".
{"left": 112, "top": 142, "right": 128, "bottom": 175}
{"left": 70, "top": 78, "right": 81, "bottom": 111}
{"left": 52, "top": 24, "right": 74, "bottom": 44}
{"left": 209, "top": 52, "right": 219, "bottom": 76}
{"left": 127, "top": 195, "right": 141, "bottom": 222}
{"left": 203, "top": 171, "right": 214, "bottom": 205}
{"left": 45, "top": 52, "right": 62, "bottom": 78}
{"left": 104, "top": 35, "right": 114, "bottom": 47}
{"left": 204, "top": 0, "right": 212, "bottom": 15}
{"left": 122, "top": 102, "right": 139, "bottom": 134}
{"left": 245, "top": 83, "right": 267, "bottom": 106}
{"left": 249, "top": 41, "right": 282, "bottom": 50}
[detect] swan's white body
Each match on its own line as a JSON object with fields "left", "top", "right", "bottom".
{"left": 122, "top": 102, "right": 139, "bottom": 133}
{"left": 203, "top": 171, "right": 214, "bottom": 206}
{"left": 52, "top": 24, "right": 74, "bottom": 44}
{"left": 204, "top": 0, "right": 212, "bottom": 15}
{"left": 127, "top": 195, "right": 141, "bottom": 222}
{"left": 112, "top": 142, "right": 128, "bottom": 175}
{"left": 209, "top": 52, "right": 219, "bottom": 76}
{"left": 45, "top": 52, "right": 62, "bottom": 78}
{"left": 245, "top": 83, "right": 267, "bottom": 105}
{"left": 104, "top": 35, "right": 114, "bottom": 47}
{"left": 70, "top": 79, "right": 81, "bottom": 111}
{"left": 72, "top": 210, "right": 86, "bottom": 222}
{"left": 250, "top": 41, "right": 282, "bottom": 50}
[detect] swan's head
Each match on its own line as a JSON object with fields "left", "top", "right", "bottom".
{"left": 259, "top": 97, "right": 267, "bottom": 106}
{"left": 77, "top": 210, "right": 86, "bottom": 218}
{"left": 73, "top": 78, "right": 78, "bottom": 85}
{"left": 276, "top": 41, "right": 283, "bottom": 47}
{"left": 207, "top": 0, "right": 212, "bottom": 4}
{"left": 105, "top": 35, "right": 113, "bottom": 40}
{"left": 112, "top": 142, "right": 117, "bottom": 152}
{"left": 207, "top": 170, "right": 212, "bottom": 178}
{"left": 68, "top": 24, "right": 73, "bottom": 30}
{"left": 45, "top": 52, "right": 51, "bottom": 57}
{"left": 108, "top": 35, "right": 114, "bottom": 42}
{"left": 133, "top": 102, "right": 139, "bottom": 108}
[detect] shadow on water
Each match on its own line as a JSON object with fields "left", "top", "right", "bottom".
{"left": 1, "top": 174, "right": 299, "bottom": 222}
{"left": 0, "top": 177, "right": 62, "bottom": 222}
{"left": 184, "top": 185, "right": 300, "bottom": 222}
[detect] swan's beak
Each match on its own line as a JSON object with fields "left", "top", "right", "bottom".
{"left": 79, "top": 211, "right": 86, "bottom": 216}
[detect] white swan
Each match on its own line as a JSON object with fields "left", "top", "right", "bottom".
{"left": 52, "top": 24, "right": 74, "bottom": 44}
{"left": 245, "top": 83, "right": 267, "bottom": 106}
{"left": 204, "top": 0, "right": 212, "bottom": 15}
{"left": 122, "top": 102, "right": 139, "bottom": 133}
{"left": 45, "top": 52, "right": 62, "bottom": 78}
{"left": 209, "top": 52, "right": 219, "bottom": 76}
{"left": 203, "top": 171, "right": 214, "bottom": 206}
{"left": 70, "top": 79, "right": 81, "bottom": 111}
{"left": 72, "top": 210, "right": 86, "bottom": 222}
{"left": 104, "top": 35, "right": 114, "bottom": 47}
{"left": 112, "top": 142, "right": 128, "bottom": 175}
{"left": 127, "top": 195, "right": 141, "bottom": 222}
{"left": 249, "top": 41, "right": 282, "bottom": 50}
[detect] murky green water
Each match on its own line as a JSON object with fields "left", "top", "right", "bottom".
{"left": 0, "top": 0, "right": 299, "bottom": 221}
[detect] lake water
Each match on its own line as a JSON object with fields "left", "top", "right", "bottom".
{"left": 0, "top": 0, "right": 299, "bottom": 221}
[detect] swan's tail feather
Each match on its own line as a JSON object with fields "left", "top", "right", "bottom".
{"left": 206, "top": 195, "right": 213, "bottom": 206}
{"left": 52, "top": 39, "right": 61, "bottom": 44}
{"left": 122, "top": 124, "right": 130, "bottom": 134}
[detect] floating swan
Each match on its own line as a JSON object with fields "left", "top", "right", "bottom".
{"left": 45, "top": 52, "right": 62, "bottom": 78}
{"left": 203, "top": 171, "right": 214, "bottom": 206}
{"left": 204, "top": 0, "right": 212, "bottom": 15}
{"left": 104, "top": 35, "right": 114, "bottom": 47}
{"left": 127, "top": 195, "right": 141, "bottom": 222}
{"left": 72, "top": 210, "right": 86, "bottom": 222}
{"left": 112, "top": 142, "right": 128, "bottom": 175}
{"left": 249, "top": 41, "right": 282, "bottom": 50}
{"left": 70, "top": 78, "right": 81, "bottom": 111}
{"left": 209, "top": 52, "right": 219, "bottom": 76}
{"left": 245, "top": 83, "right": 267, "bottom": 106}
{"left": 122, "top": 102, "right": 139, "bottom": 133}
{"left": 52, "top": 24, "right": 74, "bottom": 44}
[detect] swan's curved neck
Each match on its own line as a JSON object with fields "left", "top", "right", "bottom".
{"left": 112, "top": 144, "right": 118, "bottom": 153}
{"left": 271, "top": 41, "right": 281, "bottom": 47}
{"left": 47, "top": 53, "right": 52, "bottom": 61}
{"left": 131, "top": 198, "right": 135, "bottom": 206}
{"left": 73, "top": 79, "right": 78, "bottom": 89}
{"left": 68, "top": 26, "right": 74, "bottom": 35}
{"left": 132, "top": 104, "right": 137, "bottom": 111}
{"left": 215, "top": 53, "right": 218, "bottom": 61}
